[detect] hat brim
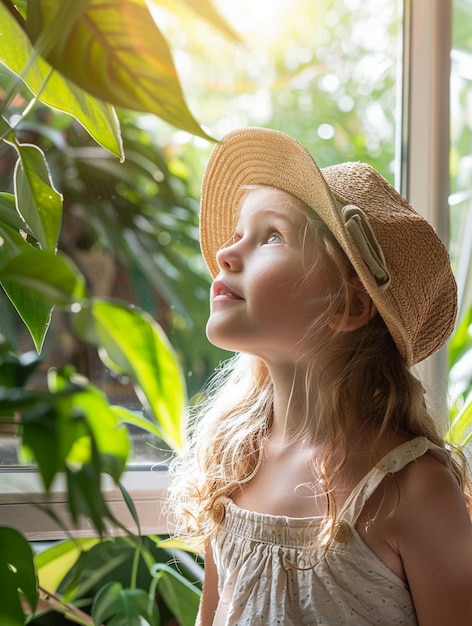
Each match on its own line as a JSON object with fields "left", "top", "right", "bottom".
{"left": 200, "top": 127, "right": 455, "bottom": 366}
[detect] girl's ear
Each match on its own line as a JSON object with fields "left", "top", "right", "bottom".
{"left": 328, "top": 277, "right": 377, "bottom": 331}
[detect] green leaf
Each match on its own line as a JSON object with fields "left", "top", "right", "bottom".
{"left": 62, "top": 384, "right": 130, "bottom": 482}
{"left": 0, "top": 387, "right": 55, "bottom": 417}
{"left": 447, "top": 395, "right": 472, "bottom": 447}
{"left": 27, "top": 0, "right": 214, "bottom": 141}
{"left": 0, "top": 349, "right": 41, "bottom": 387}
{"left": 0, "top": 526, "right": 38, "bottom": 625}
{"left": 0, "top": 246, "right": 86, "bottom": 351}
{"left": 0, "top": 232, "right": 54, "bottom": 352}
{"left": 21, "top": 397, "right": 81, "bottom": 490}
{"left": 154, "top": 536, "right": 202, "bottom": 554}
{"left": 35, "top": 537, "right": 100, "bottom": 593}
{"left": 152, "top": 563, "right": 201, "bottom": 626}
{"left": 56, "top": 538, "right": 138, "bottom": 602}
{"left": 0, "top": 222, "right": 55, "bottom": 352}
{"left": 0, "top": 220, "right": 34, "bottom": 262}
{"left": 0, "top": 247, "right": 87, "bottom": 305}
{"left": 13, "top": 143, "right": 62, "bottom": 251}
{"left": 449, "top": 307, "right": 472, "bottom": 368}
{"left": 66, "top": 463, "right": 120, "bottom": 535}
{"left": 0, "top": 112, "right": 14, "bottom": 141}
{"left": 112, "top": 406, "right": 165, "bottom": 441}
{"left": 26, "top": 0, "right": 92, "bottom": 55}
{"left": 0, "top": 192, "right": 34, "bottom": 235}
{"left": 50, "top": 370, "right": 130, "bottom": 531}
{"left": 119, "top": 482, "right": 141, "bottom": 535}
{"left": 92, "top": 581, "right": 159, "bottom": 626}
{"left": 0, "top": 1, "right": 123, "bottom": 157}
{"left": 74, "top": 300, "right": 186, "bottom": 450}
{"left": 0, "top": 288, "right": 51, "bottom": 354}
{"left": 20, "top": 372, "right": 130, "bottom": 532}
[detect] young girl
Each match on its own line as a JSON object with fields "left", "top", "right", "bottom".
{"left": 169, "top": 127, "right": 472, "bottom": 625}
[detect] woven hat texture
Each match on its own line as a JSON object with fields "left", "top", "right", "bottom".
{"left": 200, "top": 127, "right": 457, "bottom": 366}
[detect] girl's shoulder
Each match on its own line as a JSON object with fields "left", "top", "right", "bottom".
{"left": 391, "top": 446, "right": 472, "bottom": 624}
{"left": 374, "top": 436, "right": 462, "bottom": 525}
{"left": 394, "top": 442, "right": 464, "bottom": 521}
{"left": 353, "top": 437, "right": 455, "bottom": 535}
{"left": 356, "top": 438, "right": 470, "bottom": 584}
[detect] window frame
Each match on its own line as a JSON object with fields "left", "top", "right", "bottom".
{"left": 0, "top": 465, "right": 169, "bottom": 540}
{"left": 400, "top": 0, "right": 452, "bottom": 428}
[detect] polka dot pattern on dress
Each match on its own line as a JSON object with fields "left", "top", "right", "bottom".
{"left": 210, "top": 437, "right": 449, "bottom": 625}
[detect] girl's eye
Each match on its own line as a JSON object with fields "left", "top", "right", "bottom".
{"left": 267, "top": 233, "right": 282, "bottom": 244}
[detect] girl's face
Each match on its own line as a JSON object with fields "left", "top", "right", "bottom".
{"left": 206, "top": 187, "right": 334, "bottom": 363}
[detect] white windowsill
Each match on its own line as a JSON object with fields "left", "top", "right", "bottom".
{"left": 0, "top": 465, "right": 170, "bottom": 541}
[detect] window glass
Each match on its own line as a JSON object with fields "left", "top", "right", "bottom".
{"left": 158, "top": 0, "right": 402, "bottom": 174}
{"left": 0, "top": 0, "right": 403, "bottom": 471}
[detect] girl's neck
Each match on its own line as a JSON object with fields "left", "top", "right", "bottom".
{"left": 266, "top": 359, "right": 396, "bottom": 451}
{"left": 267, "top": 361, "right": 324, "bottom": 444}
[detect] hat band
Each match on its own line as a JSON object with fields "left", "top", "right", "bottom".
{"left": 342, "top": 205, "right": 391, "bottom": 290}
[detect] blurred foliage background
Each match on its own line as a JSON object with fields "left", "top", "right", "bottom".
{"left": 1, "top": 0, "right": 472, "bottom": 458}
{"left": 0, "top": 0, "right": 400, "bottom": 394}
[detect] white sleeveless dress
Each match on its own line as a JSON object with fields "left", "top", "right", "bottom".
{"left": 210, "top": 437, "right": 449, "bottom": 625}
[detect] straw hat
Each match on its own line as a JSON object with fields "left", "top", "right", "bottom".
{"left": 200, "top": 127, "right": 457, "bottom": 366}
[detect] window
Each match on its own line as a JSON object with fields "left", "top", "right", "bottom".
{"left": 0, "top": 0, "right": 467, "bottom": 536}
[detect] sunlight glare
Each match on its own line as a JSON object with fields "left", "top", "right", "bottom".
{"left": 217, "top": 0, "right": 296, "bottom": 43}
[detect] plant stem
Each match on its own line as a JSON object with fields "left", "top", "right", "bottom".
{"left": 130, "top": 544, "right": 141, "bottom": 589}
{"left": 31, "top": 586, "right": 99, "bottom": 626}
{"left": 1, "top": 0, "right": 27, "bottom": 29}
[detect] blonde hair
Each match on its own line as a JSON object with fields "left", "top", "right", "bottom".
{"left": 167, "top": 188, "right": 472, "bottom": 551}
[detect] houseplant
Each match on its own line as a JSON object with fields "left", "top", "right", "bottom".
{"left": 0, "top": 1, "right": 239, "bottom": 623}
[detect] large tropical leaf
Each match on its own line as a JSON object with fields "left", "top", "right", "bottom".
{"left": 73, "top": 299, "right": 185, "bottom": 450}
{"left": 92, "top": 581, "right": 159, "bottom": 626}
{"left": 151, "top": 562, "right": 201, "bottom": 626}
{"left": 112, "top": 406, "right": 165, "bottom": 442}
{"left": 0, "top": 275, "right": 52, "bottom": 353}
{"left": 0, "top": 192, "right": 34, "bottom": 235}
{"left": 13, "top": 143, "right": 62, "bottom": 251}
{"left": 0, "top": 246, "right": 87, "bottom": 351}
{"left": 447, "top": 393, "right": 472, "bottom": 448}
{"left": 18, "top": 369, "right": 130, "bottom": 531}
{"left": 0, "top": 526, "right": 38, "bottom": 625}
{"left": 0, "top": 247, "right": 87, "bottom": 304}
{"left": 0, "top": 224, "right": 53, "bottom": 352}
{"left": 35, "top": 537, "right": 101, "bottom": 593}
{"left": 61, "top": 383, "right": 131, "bottom": 483}
{"left": 0, "top": 343, "right": 41, "bottom": 388}
{"left": 0, "top": 1, "right": 123, "bottom": 158}
{"left": 26, "top": 0, "right": 214, "bottom": 140}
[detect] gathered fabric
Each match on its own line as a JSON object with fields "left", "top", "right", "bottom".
{"left": 210, "top": 437, "right": 449, "bottom": 625}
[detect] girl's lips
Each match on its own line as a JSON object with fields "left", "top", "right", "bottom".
{"left": 212, "top": 280, "right": 243, "bottom": 301}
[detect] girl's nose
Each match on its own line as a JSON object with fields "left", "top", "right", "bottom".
{"left": 216, "top": 241, "right": 243, "bottom": 271}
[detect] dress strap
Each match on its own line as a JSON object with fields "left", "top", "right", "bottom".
{"left": 338, "top": 437, "right": 450, "bottom": 526}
